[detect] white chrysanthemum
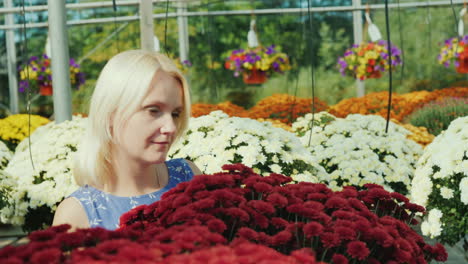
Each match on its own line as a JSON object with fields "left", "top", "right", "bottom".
{"left": 169, "top": 111, "right": 327, "bottom": 181}
{"left": 293, "top": 113, "right": 422, "bottom": 194}
{"left": 440, "top": 186, "right": 454, "bottom": 199}
{"left": 409, "top": 116, "right": 468, "bottom": 244}
{"left": 460, "top": 177, "right": 468, "bottom": 205}
{"left": 292, "top": 112, "right": 335, "bottom": 137}
{"left": 421, "top": 209, "right": 443, "bottom": 238}
{"left": 0, "top": 140, "right": 12, "bottom": 170}
{"left": 0, "top": 116, "right": 86, "bottom": 227}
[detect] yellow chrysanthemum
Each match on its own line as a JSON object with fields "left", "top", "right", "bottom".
{"left": 0, "top": 114, "right": 50, "bottom": 148}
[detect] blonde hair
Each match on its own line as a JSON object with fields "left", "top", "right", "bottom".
{"left": 74, "top": 50, "right": 191, "bottom": 187}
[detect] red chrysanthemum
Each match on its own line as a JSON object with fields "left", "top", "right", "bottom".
{"left": 29, "top": 248, "right": 62, "bottom": 264}
{"left": 303, "top": 222, "right": 324, "bottom": 238}
{"left": 331, "top": 253, "right": 349, "bottom": 264}
{"left": 346, "top": 241, "right": 370, "bottom": 260}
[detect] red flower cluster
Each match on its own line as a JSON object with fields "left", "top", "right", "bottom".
{"left": 0, "top": 223, "right": 318, "bottom": 264}
{"left": 0, "top": 164, "right": 447, "bottom": 264}
{"left": 120, "top": 164, "right": 447, "bottom": 263}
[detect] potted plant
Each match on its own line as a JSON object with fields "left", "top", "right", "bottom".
{"left": 438, "top": 35, "right": 468, "bottom": 73}
{"left": 18, "top": 54, "right": 85, "bottom": 96}
{"left": 337, "top": 40, "right": 402, "bottom": 80}
{"left": 224, "top": 45, "right": 291, "bottom": 84}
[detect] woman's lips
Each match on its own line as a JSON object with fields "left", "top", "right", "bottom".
{"left": 152, "top": 141, "right": 169, "bottom": 145}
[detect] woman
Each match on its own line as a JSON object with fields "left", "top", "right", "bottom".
{"left": 53, "top": 50, "right": 201, "bottom": 230}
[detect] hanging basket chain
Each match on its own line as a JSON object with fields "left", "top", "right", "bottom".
{"left": 19, "top": 0, "right": 35, "bottom": 171}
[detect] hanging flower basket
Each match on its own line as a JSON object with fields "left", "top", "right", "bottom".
{"left": 39, "top": 85, "right": 53, "bottom": 96}
{"left": 242, "top": 67, "right": 267, "bottom": 84}
{"left": 18, "top": 54, "right": 86, "bottom": 96}
{"left": 456, "top": 47, "right": 468, "bottom": 73}
{"left": 337, "top": 40, "right": 402, "bottom": 80}
{"left": 224, "top": 45, "right": 291, "bottom": 85}
{"left": 439, "top": 36, "right": 468, "bottom": 73}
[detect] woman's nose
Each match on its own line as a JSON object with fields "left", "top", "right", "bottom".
{"left": 160, "top": 114, "right": 177, "bottom": 134}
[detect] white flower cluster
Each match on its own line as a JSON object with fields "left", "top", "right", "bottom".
{"left": 293, "top": 113, "right": 423, "bottom": 194}
{"left": 0, "top": 116, "right": 86, "bottom": 226}
{"left": 169, "top": 111, "right": 328, "bottom": 182}
{"left": 410, "top": 116, "right": 468, "bottom": 243}
{"left": 420, "top": 208, "right": 443, "bottom": 238}
{"left": 291, "top": 112, "right": 336, "bottom": 137}
{"left": 0, "top": 141, "right": 12, "bottom": 170}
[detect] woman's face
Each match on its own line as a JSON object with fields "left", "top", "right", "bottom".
{"left": 113, "top": 70, "right": 183, "bottom": 165}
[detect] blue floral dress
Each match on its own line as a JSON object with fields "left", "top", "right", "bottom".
{"left": 69, "top": 158, "right": 194, "bottom": 230}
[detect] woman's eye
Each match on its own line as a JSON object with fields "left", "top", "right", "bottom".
{"left": 172, "top": 112, "right": 181, "bottom": 118}
{"left": 148, "top": 107, "right": 160, "bottom": 115}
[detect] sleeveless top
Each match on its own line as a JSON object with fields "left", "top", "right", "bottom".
{"left": 69, "top": 158, "right": 194, "bottom": 230}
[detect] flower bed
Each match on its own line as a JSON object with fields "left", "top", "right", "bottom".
{"left": 329, "top": 88, "right": 468, "bottom": 122}
{"left": 292, "top": 113, "right": 423, "bottom": 195}
{"left": 191, "top": 101, "right": 249, "bottom": 118}
{"left": 0, "top": 116, "right": 86, "bottom": 230}
{"left": 256, "top": 118, "right": 293, "bottom": 132}
{"left": 169, "top": 111, "right": 327, "bottom": 182}
{"left": 410, "top": 116, "right": 468, "bottom": 247}
{"left": 432, "top": 86, "right": 468, "bottom": 99}
{"left": 407, "top": 97, "right": 468, "bottom": 136}
{"left": 0, "top": 114, "right": 50, "bottom": 151}
{"left": 247, "top": 94, "right": 328, "bottom": 125}
{"left": 120, "top": 164, "right": 446, "bottom": 263}
{"left": 328, "top": 91, "right": 410, "bottom": 121}
{"left": 0, "top": 214, "right": 319, "bottom": 263}
{"left": 390, "top": 119, "right": 435, "bottom": 147}
{"left": 0, "top": 164, "right": 448, "bottom": 263}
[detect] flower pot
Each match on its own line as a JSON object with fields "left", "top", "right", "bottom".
{"left": 242, "top": 69, "right": 267, "bottom": 85}
{"left": 39, "top": 85, "right": 52, "bottom": 96}
{"left": 368, "top": 71, "right": 382, "bottom": 79}
{"left": 456, "top": 47, "right": 468, "bottom": 73}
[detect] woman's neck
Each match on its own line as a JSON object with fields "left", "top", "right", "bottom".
{"left": 105, "top": 158, "right": 166, "bottom": 197}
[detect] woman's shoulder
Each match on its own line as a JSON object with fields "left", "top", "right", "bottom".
{"left": 166, "top": 158, "right": 202, "bottom": 178}
{"left": 52, "top": 197, "right": 89, "bottom": 230}
{"left": 69, "top": 185, "right": 101, "bottom": 199}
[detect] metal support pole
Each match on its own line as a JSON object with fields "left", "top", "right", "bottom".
{"left": 48, "top": 0, "right": 72, "bottom": 122}
{"left": 177, "top": 0, "right": 189, "bottom": 62}
{"left": 139, "top": 0, "right": 155, "bottom": 51}
{"left": 353, "top": 0, "right": 365, "bottom": 97}
{"left": 5, "top": 0, "right": 19, "bottom": 114}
